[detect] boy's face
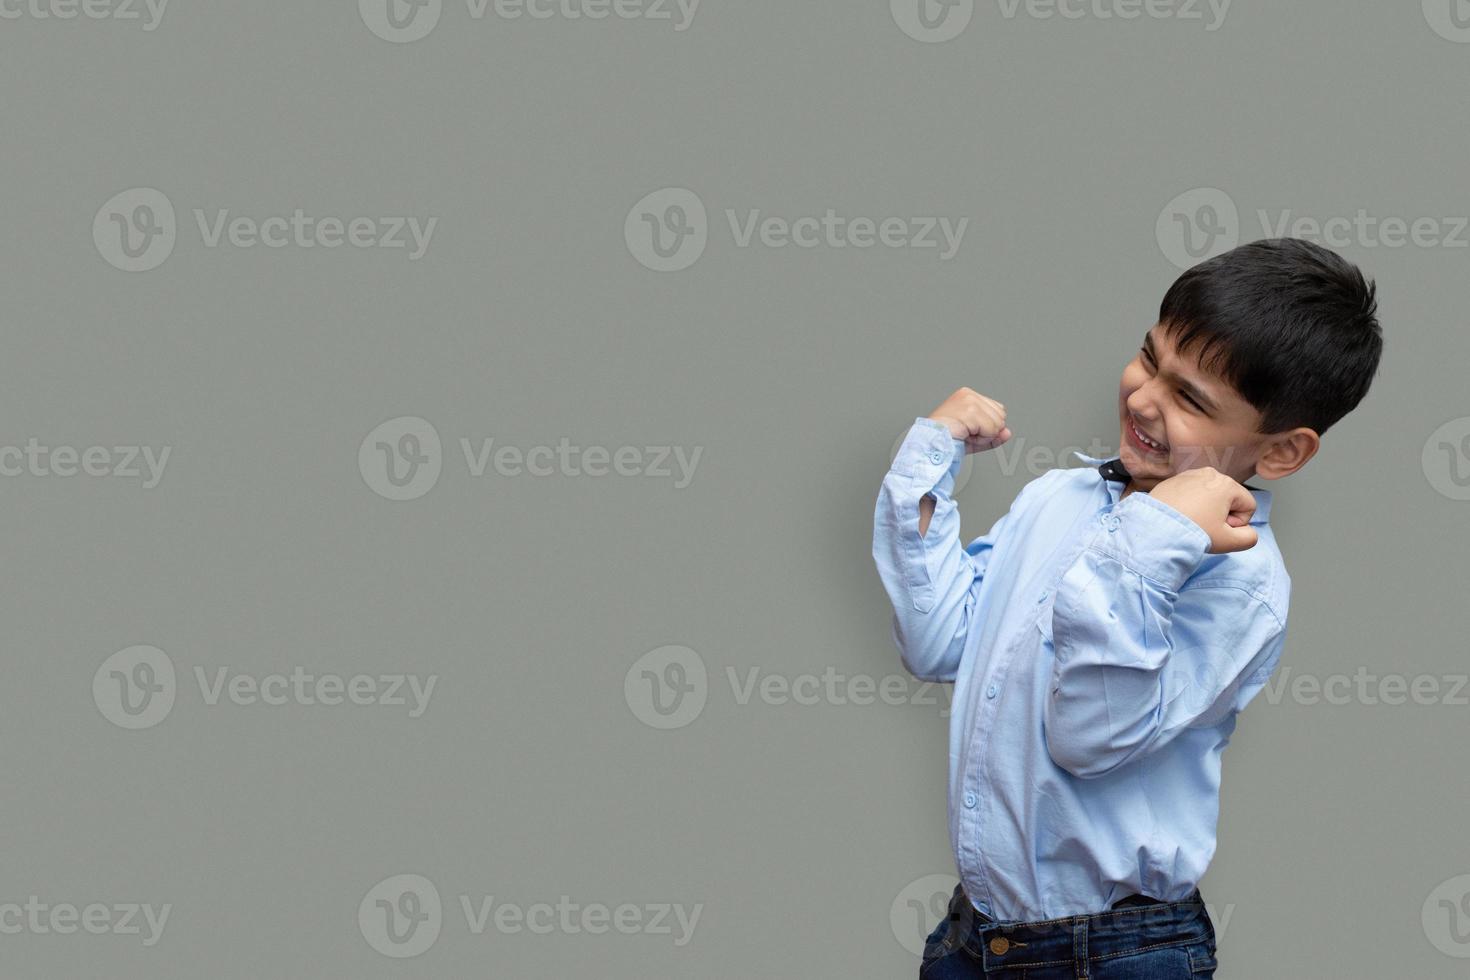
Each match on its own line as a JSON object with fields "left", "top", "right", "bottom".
{"left": 1116, "top": 323, "right": 1275, "bottom": 492}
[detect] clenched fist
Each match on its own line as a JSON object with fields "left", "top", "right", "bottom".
{"left": 1147, "top": 467, "right": 1258, "bottom": 554}
{"left": 928, "top": 388, "right": 1012, "bottom": 455}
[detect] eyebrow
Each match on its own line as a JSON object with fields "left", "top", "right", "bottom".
{"left": 1143, "top": 330, "right": 1221, "bottom": 413}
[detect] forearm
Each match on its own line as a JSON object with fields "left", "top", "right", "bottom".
{"left": 873, "top": 420, "right": 981, "bottom": 681}
{"left": 1043, "top": 491, "right": 1282, "bottom": 777}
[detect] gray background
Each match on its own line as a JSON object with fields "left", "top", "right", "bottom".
{"left": 3, "top": 0, "right": 1467, "bottom": 976}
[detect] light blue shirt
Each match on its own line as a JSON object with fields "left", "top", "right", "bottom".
{"left": 873, "top": 418, "right": 1289, "bottom": 921}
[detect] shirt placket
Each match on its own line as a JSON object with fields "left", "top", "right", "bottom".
{"left": 957, "top": 476, "right": 1121, "bottom": 916}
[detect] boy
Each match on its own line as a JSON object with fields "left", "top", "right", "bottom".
{"left": 873, "top": 238, "right": 1382, "bottom": 978}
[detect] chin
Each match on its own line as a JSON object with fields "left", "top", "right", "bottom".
{"left": 1118, "top": 433, "right": 1174, "bottom": 487}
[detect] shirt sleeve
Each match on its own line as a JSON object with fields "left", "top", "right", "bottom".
{"left": 1043, "top": 489, "right": 1286, "bottom": 779}
{"left": 872, "top": 418, "right": 1015, "bottom": 683}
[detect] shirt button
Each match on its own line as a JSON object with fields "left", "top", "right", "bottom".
{"left": 964, "top": 792, "right": 978, "bottom": 808}
{"left": 986, "top": 684, "right": 998, "bottom": 699}
{"left": 927, "top": 450, "right": 945, "bottom": 465}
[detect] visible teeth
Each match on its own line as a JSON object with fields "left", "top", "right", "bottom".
{"left": 1132, "top": 420, "right": 1164, "bottom": 450}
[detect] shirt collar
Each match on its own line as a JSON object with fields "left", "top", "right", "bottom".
{"left": 1069, "top": 450, "right": 1273, "bottom": 526}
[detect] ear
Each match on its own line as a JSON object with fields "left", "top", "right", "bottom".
{"left": 1253, "top": 427, "right": 1319, "bottom": 480}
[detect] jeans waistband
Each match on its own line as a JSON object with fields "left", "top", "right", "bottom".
{"left": 944, "top": 884, "right": 1215, "bottom": 973}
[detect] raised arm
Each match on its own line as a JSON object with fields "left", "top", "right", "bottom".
{"left": 872, "top": 390, "right": 1011, "bottom": 682}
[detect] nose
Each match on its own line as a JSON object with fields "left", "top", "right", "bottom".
{"left": 1126, "top": 390, "right": 1160, "bottom": 422}
{"left": 1128, "top": 372, "right": 1169, "bottom": 412}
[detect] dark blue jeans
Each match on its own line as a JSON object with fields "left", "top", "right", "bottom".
{"left": 920, "top": 884, "right": 1218, "bottom": 978}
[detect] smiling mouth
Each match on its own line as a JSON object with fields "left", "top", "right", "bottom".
{"left": 1127, "top": 417, "right": 1167, "bottom": 453}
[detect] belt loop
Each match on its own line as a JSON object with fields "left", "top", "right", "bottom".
{"left": 1073, "top": 917, "right": 1089, "bottom": 978}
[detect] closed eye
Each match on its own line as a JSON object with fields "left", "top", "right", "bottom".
{"left": 1141, "top": 347, "right": 1208, "bottom": 413}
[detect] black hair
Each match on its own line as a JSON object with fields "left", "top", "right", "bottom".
{"left": 1158, "top": 238, "right": 1382, "bottom": 436}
